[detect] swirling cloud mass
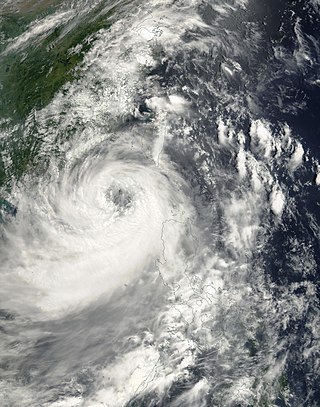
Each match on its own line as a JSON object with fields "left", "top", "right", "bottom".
{"left": 0, "top": 0, "right": 319, "bottom": 406}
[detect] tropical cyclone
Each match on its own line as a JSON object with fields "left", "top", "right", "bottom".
{"left": 0, "top": 0, "right": 319, "bottom": 406}
{"left": 3, "top": 137, "right": 195, "bottom": 316}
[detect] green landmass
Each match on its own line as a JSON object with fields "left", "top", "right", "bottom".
{"left": 0, "top": 1, "right": 115, "bottom": 189}
{"left": 0, "top": 1, "right": 114, "bottom": 122}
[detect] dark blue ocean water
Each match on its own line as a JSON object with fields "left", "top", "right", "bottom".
{"left": 0, "top": 1, "right": 319, "bottom": 406}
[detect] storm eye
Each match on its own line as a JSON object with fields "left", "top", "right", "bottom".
{"left": 105, "top": 185, "right": 133, "bottom": 213}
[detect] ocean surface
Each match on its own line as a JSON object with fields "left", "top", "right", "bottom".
{"left": 0, "top": 0, "right": 319, "bottom": 406}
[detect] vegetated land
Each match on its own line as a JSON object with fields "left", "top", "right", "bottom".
{"left": 0, "top": 0, "right": 114, "bottom": 122}
{"left": 0, "top": 0, "right": 114, "bottom": 188}
{"left": 1, "top": 0, "right": 63, "bottom": 14}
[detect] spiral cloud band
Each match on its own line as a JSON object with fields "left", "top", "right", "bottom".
{"left": 2, "top": 133, "right": 193, "bottom": 316}
{"left": 0, "top": 0, "right": 319, "bottom": 405}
